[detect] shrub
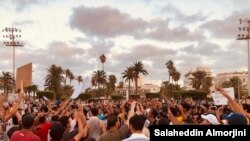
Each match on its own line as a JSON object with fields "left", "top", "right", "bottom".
{"left": 37, "top": 91, "right": 55, "bottom": 100}
{"left": 129, "top": 94, "right": 140, "bottom": 100}
{"left": 78, "top": 93, "right": 92, "bottom": 101}
{"left": 145, "top": 93, "right": 160, "bottom": 99}
{"left": 171, "top": 90, "right": 207, "bottom": 100}
{"left": 111, "top": 95, "right": 123, "bottom": 100}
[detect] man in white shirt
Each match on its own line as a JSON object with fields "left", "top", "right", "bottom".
{"left": 122, "top": 115, "right": 149, "bottom": 141}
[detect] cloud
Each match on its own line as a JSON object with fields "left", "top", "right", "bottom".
{"left": 201, "top": 9, "right": 250, "bottom": 39}
{"left": 86, "top": 39, "right": 114, "bottom": 58}
{"left": 180, "top": 42, "right": 221, "bottom": 56}
{"left": 161, "top": 4, "right": 208, "bottom": 23}
{"left": 112, "top": 44, "right": 177, "bottom": 64}
{"left": 142, "top": 20, "right": 205, "bottom": 42}
{"left": 13, "top": 20, "right": 38, "bottom": 26}
{"left": 69, "top": 6, "right": 147, "bottom": 38}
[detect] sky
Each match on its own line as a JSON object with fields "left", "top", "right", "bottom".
{"left": 1, "top": 0, "right": 250, "bottom": 89}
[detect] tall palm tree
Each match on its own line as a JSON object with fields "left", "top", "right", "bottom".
{"left": 91, "top": 70, "right": 107, "bottom": 99}
{"left": 221, "top": 76, "right": 242, "bottom": 98}
{"left": 165, "top": 60, "right": 174, "bottom": 83}
{"left": 68, "top": 72, "right": 74, "bottom": 85}
{"left": 64, "top": 69, "right": 74, "bottom": 85}
{"left": 172, "top": 71, "right": 181, "bottom": 84}
{"left": 106, "top": 74, "right": 117, "bottom": 98}
{"left": 44, "top": 64, "right": 64, "bottom": 99}
{"left": 0, "top": 71, "right": 14, "bottom": 95}
{"left": 64, "top": 69, "right": 71, "bottom": 86}
{"left": 122, "top": 67, "right": 134, "bottom": 96}
{"left": 189, "top": 70, "right": 212, "bottom": 91}
{"left": 99, "top": 54, "right": 106, "bottom": 71}
{"left": 76, "top": 75, "right": 83, "bottom": 85}
{"left": 108, "top": 75, "right": 117, "bottom": 92}
{"left": 131, "top": 61, "right": 148, "bottom": 95}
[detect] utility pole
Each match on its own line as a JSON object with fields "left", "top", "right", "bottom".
{"left": 238, "top": 18, "right": 250, "bottom": 96}
{"left": 2, "top": 27, "right": 23, "bottom": 93}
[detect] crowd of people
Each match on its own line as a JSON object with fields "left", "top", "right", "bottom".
{"left": 0, "top": 87, "right": 250, "bottom": 141}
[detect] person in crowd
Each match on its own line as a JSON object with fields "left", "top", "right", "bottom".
{"left": 10, "top": 114, "right": 41, "bottom": 141}
{"left": 122, "top": 114, "right": 149, "bottom": 141}
{"left": 99, "top": 115, "right": 128, "bottom": 141}
{"left": 86, "top": 108, "right": 106, "bottom": 141}
{"left": 200, "top": 114, "right": 220, "bottom": 125}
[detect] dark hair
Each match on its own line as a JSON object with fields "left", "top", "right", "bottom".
{"left": 50, "top": 122, "right": 64, "bottom": 141}
{"left": 22, "top": 114, "right": 34, "bottom": 129}
{"left": 242, "top": 104, "right": 250, "bottom": 113}
{"left": 51, "top": 115, "right": 59, "bottom": 122}
{"left": 39, "top": 116, "right": 46, "bottom": 124}
{"left": 40, "top": 106, "right": 49, "bottom": 113}
{"left": 107, "top": 115, "right": 118, "bottom": 129}
{"left": 12, "top": 116, "right": 19, "bottom": 125}
{"left": 158, "top": 117, "right": 169, "bottom": 125}
{"left": 181, "top": 102, "right": 191, "bottom": 112}
{"left": 151, "top": 108, "right": 159, "bottom": 118}
{"left": 59, "top": 116, "right": 69, "bottom": 130}
{"left": 170, "top": 107, "right": 179, "bottom": 117}
{"left": 90, "top": 108, "right": 98, "bottom": 116}
{"left": 129, "top": 115, "right": 145, "bottom": 131}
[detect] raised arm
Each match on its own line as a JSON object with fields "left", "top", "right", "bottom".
{"left": 4, "top": 82, "right": 24, "bottom": 122}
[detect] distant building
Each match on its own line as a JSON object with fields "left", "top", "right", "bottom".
{"left": 214, "top": 71, "right": 248, "bottom": 90}
{"left": 16, "top": 63, "right": 32, "bottom": 90}
{"left": 115, "top": 83, "right": 160, "bottom": 96}
{"left": 141, "top": 83, "right": 160, "bottom": 93}
{"left": 183, "top": 67, "right": 213, "bottom": 90}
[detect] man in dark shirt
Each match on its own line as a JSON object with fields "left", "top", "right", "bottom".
{"left": 99, "top": 115, "right": 128, "bottom": 141}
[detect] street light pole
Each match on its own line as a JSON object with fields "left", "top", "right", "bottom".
{"left": 2, "top": 27, "right": 23, "bottom": 93}
{"left": 238, "top": 18, "right": 250, "bottom": 96}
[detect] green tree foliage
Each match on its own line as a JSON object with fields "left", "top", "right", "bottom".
{"left": 189, "top": 70, "right": 213, "bottom": 92}
{"left": 44, "top": 64, "right": 64, "bottom": 99}
{"left": 37, "top": 91, "right": 55, "bottom": 100}
{"left": 0, "top": 71, "right": 14, "bottom": 94}
{"left": 122, "top": 67, "right": 134, "bottom": 96}
{"left": 131, "top": 61, "right": 148, "bottom": 95}
{"left": 145, "top": 93, "right": 160, "bottom": 99}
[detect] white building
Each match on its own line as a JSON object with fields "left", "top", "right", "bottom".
{"left": 183, "top": 67, "right": 214, "bottom": 90}
{"left": 141, "top": 83, "right": 160, "bottom": 93}
{"left": 214, "top": 71, "right": 248, "bottom": 90}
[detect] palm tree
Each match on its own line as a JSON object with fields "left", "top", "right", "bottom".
{"left": 64, "top": 69, "right": 74, "bottom": 85}
{"left": 99, "top": 54, "right": 106, "bottom": 71}
{"left": 169, "top": 67, "right": 177, "bottom": 84}
{"left": 189, "top": 70, "right": 212, "bottom": 91}
{"left": 0, "top": 71, "right": 14, "bottom": 95}
{"left": 122, "top": 67, "right": 134, "bottom": 96}
{"left": 108, "top": 75, "right": 117, "bottom": 92}
{"left": 131, "top": 61, "right": 148, "bottom": 95}
{"left": 221, "top": 76, "right": 242, "bottom": 99}
{"left": 172, "top": 71, "right": 181, "bottom": 84}
{"left": 165, "top": 60, "right": 174, "bottom": 83}
{"left": 76, "top": 75, "right": 83, "bottom": 85}
{"left": 44, "top": 64, "right": 64, "bottom": 99}
{"left": 91, "top": 70, "right": 107, "bottom": 99}
{"left": 68, "top": 72, "right": 74, "bottom": 85}
{"left": 117, "top": 81, "right": 124, "bottom": 95}
{"left": 64, "top": 69, "right": 71, "bottom": 85}
{"left": 63, "top": 85, "right": 74, "bottom": 97}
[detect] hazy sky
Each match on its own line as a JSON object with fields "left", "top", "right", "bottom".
{"left": 1, "top": 0, "right": 250, "bottom": 89}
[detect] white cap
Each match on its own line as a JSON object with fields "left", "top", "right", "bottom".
{"left": 201, "top": 114, "right": 220, "bottom": 125}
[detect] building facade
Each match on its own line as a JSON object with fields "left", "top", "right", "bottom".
{"left": 214, "top": 71, "right": 248, "bottom": 90}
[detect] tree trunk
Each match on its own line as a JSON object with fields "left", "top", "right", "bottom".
{"left": 128, "top": 80, "right": 131, "bottom": 97}
{"left": 135, "top": 77, "right": 138, "bottom": 95}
